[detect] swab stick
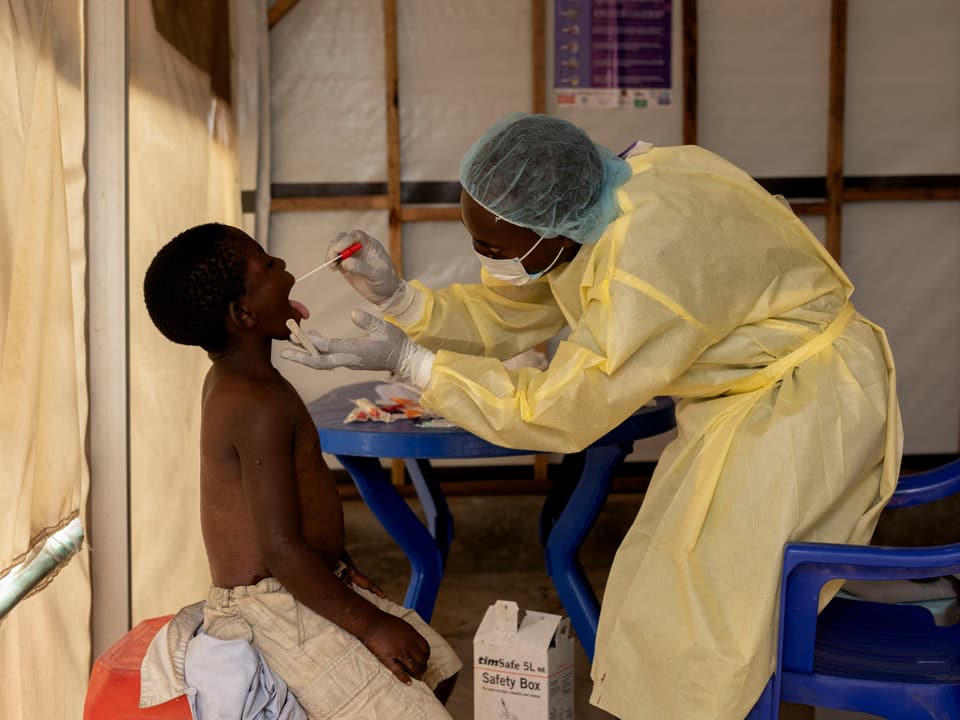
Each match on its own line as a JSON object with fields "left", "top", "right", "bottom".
{"left": 294, "top": 241, "right": 363, "bottom": 284}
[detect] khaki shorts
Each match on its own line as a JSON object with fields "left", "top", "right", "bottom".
{"left": 203, "top": 573, "right": 461, "bottom": 720}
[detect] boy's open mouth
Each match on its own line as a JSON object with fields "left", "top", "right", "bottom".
{"left": 289, "top": 299, "right": 310, "bottom": 320}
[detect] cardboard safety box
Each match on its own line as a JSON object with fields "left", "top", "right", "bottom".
{"left": 473, "top": 600, "right": 575, "bottom": 720}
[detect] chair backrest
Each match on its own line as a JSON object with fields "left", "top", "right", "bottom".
{"left": 778, "top": 540, "right": 960, "bottom": 675}
{"left": 887, "top": 457, "right": 960, "bottom": 508}
{"left": 777, "top": 457, "right": 960, "bottom": 679}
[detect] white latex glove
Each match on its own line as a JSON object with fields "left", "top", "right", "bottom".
{"left": 328, "top": 230, "right": 413, "bottom": 314}
{"left": 280, "top": 309, "right": 435, "bottom": 389}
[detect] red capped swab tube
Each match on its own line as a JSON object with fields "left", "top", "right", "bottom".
{"left": 294, "top": 241, "right": 363, "bottom": 284}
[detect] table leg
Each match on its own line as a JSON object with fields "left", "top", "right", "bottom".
{"left": 337, "top": 454, "right": 444, "bottom": 622}
{"left": 543, "top": 442, "right": 631, "bottom": 660}
{"left": 539, "top": 451, "right": 586, "bottom": 547}
{"left": 405, "top": 459, "right": 454, "bottom": 568}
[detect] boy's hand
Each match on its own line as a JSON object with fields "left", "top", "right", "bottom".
{"left": 362, "top": 613, "right": 431, "bottom": 684}
{"left": 342, "top": 566, "right": 387, "bottom": 598}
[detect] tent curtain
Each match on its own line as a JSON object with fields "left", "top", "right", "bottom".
{"left": 0, "top": 0, "right": 90, "bottom": 717}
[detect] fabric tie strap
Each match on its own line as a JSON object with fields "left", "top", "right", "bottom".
{"left": 725, "top": 302, "right": 855, "bottom": 395}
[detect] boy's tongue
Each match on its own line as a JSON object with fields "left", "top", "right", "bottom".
{"left": 290, "top": 300, "right": 310, "bottom": 319}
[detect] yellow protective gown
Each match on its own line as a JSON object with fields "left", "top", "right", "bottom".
{"left": 393, "top": 145, "right": 902, "bottom": 720}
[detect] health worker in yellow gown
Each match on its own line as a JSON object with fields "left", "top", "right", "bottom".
{"left": 281, "top": 112, "right": 903, "bottom": 720}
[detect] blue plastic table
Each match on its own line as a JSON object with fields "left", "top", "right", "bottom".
{"left": 308, "top": 381, "right": 675, "bottom": 658}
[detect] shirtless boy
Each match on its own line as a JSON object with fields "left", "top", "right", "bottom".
{"left": 143, "top": 223, "right": 460, "bottom": 718}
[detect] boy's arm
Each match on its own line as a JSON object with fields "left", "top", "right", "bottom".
{"left": 232, "top": 387, "right": 428, "bottom": 683}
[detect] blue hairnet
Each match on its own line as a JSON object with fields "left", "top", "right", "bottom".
{"left": 459, "top": 113, "right": 632, "bottom": 245}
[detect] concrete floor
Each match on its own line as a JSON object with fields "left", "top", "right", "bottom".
{"left": 343, "top": 492, "right": 638, "bottom": 719}
{"left": 344, "top": 491, "right": 886, "bottom": 720}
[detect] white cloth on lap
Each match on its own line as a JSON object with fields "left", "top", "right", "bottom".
{"left": 140, "top": 601, "right": 306, "bottom": 720}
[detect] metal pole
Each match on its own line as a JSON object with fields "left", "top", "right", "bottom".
{"left": 85, "top": 0, "right": 131, "bottom": 660}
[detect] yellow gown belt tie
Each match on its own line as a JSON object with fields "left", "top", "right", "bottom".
{"left": 725, "top": 302, "right": 855, "bottom": 395}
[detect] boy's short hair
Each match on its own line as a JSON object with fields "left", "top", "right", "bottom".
{"left": 144, "top": 223, "right": 248, "bottom": 353}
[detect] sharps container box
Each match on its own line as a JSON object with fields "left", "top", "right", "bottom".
{"left": 473, "top": 600, "right": 575, "bottom": 720}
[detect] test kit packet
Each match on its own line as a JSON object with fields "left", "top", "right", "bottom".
{"left": 473, "top": 600, "right": 574, "bottom": 720}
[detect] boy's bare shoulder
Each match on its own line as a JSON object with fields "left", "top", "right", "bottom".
{"left": 203, "top": 366, "right": 297, "bottom": 432}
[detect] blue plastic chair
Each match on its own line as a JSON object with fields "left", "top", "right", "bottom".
{"left": 746, "top": 457, "right": 960, "bottom": 719}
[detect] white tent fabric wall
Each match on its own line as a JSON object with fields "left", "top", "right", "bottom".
{"left": 842, "top": 202, "right": 960, "bottom": 454}
{"left": 127, "top": 1, "right": 250, "bottom": 624}
{"left": 266, "top": 0, "right": 667, "bottom": 469}
{"left": 842, "top": 0, "right": 960, "bottom": 454}
{"left": 269, "top": 0, "right": 959, "bottom": 462}
{"left": 396, "top": 1, "right": 533, "bottom": 180}
{"left": 700, "top": 0, "right": 960, "bottom": 453}
{"left": 267, "top": 0, "right": 548, "bottom": 467}
{"left": 0, "top": 1, "right": 90, "bottom": 718}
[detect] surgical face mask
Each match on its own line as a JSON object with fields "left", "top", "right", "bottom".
{"left": 474, "top": 235, "right": 565, "bottom": 286}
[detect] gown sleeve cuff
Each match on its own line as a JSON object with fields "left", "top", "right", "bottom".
{"left": 382, "top": 280, "right": 426, "bottom": 327}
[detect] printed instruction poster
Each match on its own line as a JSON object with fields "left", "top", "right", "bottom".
{"left": 554, "top": 0, "right": 673, "bottom": 109}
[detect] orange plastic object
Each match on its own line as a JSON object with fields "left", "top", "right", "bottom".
{"left": 337, "top": 241, "right": 362, "bottom": 261}
{"left": 83, "top": 615, "right": 192, "bottom": 719}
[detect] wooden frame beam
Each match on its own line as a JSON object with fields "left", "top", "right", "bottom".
{"left": 825, "top": 0, "right": 848, "bottom": 262}
{"left": 265, "top": 181, "right": 960, "bottom": 216}
{"left": 271, "top": 195, "right": 390, "bottom": 212}
{"left": 682, "top": 0, "right": 698, "bottom": 145}
{"left": 791, "top": 202, "right": 829, "bottom": 216}
{"left": 531, "top": 0, "right": 549, "bottom": 482}
{"left": 382, "top": 0, "right": 407, "bottom": 487}
{"left": 844, "top": 186, "right": 960, "bottom": 202}
{"left": 532, "top": 0, "right": 547, "bottom": 114}
{"left": 268, "top": 0, "right": 300, "bottom": 29}
{"left": 398, "top": 206, "right": 461, "bottom": 222}
{"left": 383, "top": 0, "right": 402, "bottom": 277}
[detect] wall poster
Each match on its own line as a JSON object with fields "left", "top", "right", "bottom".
{"left": 554, "top": 0, "right": 673, "bottom": 109}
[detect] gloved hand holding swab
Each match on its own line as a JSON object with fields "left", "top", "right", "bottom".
{"left": 294, "top": 241, "right": 363, "bottom": 284}
{"left": 287, "top": 240, "right": 363, "bottom": 357}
